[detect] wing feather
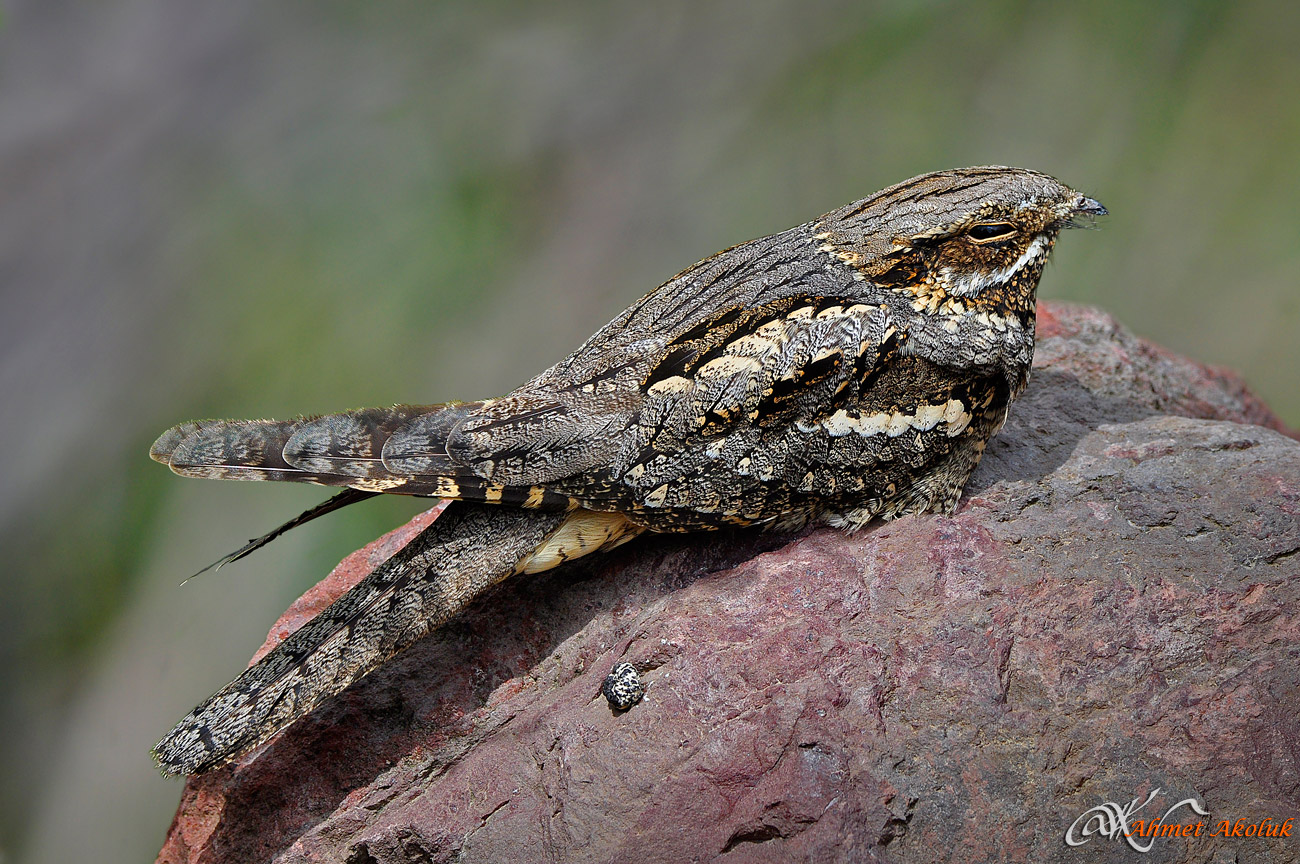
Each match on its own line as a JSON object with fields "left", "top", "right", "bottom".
{"left": 544, "top": 297, "right": 900, "bottom": 525}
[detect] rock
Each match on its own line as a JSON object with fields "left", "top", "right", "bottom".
{"left": 156, "top": 303, "right": 1300, "bottom": 864}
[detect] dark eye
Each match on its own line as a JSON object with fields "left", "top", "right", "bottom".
{"left": 966, "top": 222, "right": 1018, "bottom": 243}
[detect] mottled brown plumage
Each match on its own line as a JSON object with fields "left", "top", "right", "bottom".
{"left": 151, "top": 166, "right": 1104, "bottom": 775}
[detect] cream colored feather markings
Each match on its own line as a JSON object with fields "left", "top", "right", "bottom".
{"left": 152, "top": 167, "right": 1104, "bottom": 774}
{"left": 942, "top": 233, "right": 1052, "bottom": 298}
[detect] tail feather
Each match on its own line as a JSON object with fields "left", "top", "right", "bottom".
{"left": 379, "top": 403, "right": 483, "bottom": 476}
{"left": 152, "top": 403, "right": 576, "bottom": 507}
{"left": 151, "top": 405, "right": 578, "bottom": 574}
{"left": 159, "top": 418, "right": 332, "bottom": 483}
{"left": 153, "top": 403, "right": 479, "bottom": 486}
{"left": 154, "top": 502, "right": 639, "bottom": 775}
{"left": 282, "top": 403, "right": 482, "bottom": 477}
{"left": 188, "top": 488, "right": 380, "bottom": 579}
{"left": 279, "top": 406, "right": 425, "bottom": 476}
{"left": 150, "top": 420, "right": 206, "bottom": 463}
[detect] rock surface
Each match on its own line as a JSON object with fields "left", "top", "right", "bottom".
{"left": 156, "top": 303, "right": 1300, "bottom": 864}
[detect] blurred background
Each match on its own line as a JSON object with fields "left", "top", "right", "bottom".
{"left": 1, "top": 1, "right": 1296, "bottom": 861}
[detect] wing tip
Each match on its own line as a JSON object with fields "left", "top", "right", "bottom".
{"left": 150, "top": 743, "right": 189, "bottom": 778}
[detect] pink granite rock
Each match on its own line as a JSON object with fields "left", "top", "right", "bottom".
{"left": 157, "top": 303, "right": 1300, "bottom": 864}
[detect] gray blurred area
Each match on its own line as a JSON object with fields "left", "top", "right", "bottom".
{"left": 0, "top": 1, "right": 1296, "bottom": 861}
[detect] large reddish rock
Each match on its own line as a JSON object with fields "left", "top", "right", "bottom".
{"left": 157, "top": 303, "right": 1300, "bottom": 864}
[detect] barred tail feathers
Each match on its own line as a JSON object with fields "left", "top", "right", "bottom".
{"left": 150, "top": 403, "right": 571, "bottom": 507}
{"left": 152, "top": 404, "right": 455, "bottom": 485}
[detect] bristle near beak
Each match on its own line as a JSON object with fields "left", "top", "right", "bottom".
{"left": 1060, "top": 194, "right": 1107, "bottom": 229}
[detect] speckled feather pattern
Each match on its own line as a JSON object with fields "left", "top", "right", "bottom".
{"left": 150, "top": 166, "right": 1103, "bottom": 775}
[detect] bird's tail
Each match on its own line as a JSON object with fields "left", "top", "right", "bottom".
{"left": 151, "top": 404, "right": 579, "bottom": 568}
{"left": 151, "top": 403, "right": 571, "bottom": 506}
{"left": 154, "top": 500, "right": 641, "bottom": 775}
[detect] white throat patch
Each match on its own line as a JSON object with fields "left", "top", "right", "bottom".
{"left": 943, "top": 234, "right": 1049, "bottom": 298}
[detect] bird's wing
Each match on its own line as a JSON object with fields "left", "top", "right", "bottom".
{"left": 439, "top": 226, "right": 861, "bottom": 491}
{"left": 552, "top": 293, "right": 999, "bottom": 528}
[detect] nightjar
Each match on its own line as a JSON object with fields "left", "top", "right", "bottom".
{"left": 151, "top": 166, "right": 1104, "bottom": 775}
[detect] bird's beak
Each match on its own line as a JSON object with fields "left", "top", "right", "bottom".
{"left": 1072, "top": 195, "right": 1107, "bottom": 217}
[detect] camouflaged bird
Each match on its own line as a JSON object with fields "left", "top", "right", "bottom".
{"left": 152, "top": 166, "right": 1105, "bottom": 775}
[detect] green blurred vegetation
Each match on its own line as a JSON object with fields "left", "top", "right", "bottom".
{"left": 1, "top": 1, "right": 1296, "bottom": 862}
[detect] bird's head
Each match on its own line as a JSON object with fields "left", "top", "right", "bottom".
{"left": 820, "top": 166, "right": 1105, "bottom": 317}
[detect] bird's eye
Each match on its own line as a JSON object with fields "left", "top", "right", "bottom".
{"left": 966, "top": 222, "right": 1018, "bottom": 243}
